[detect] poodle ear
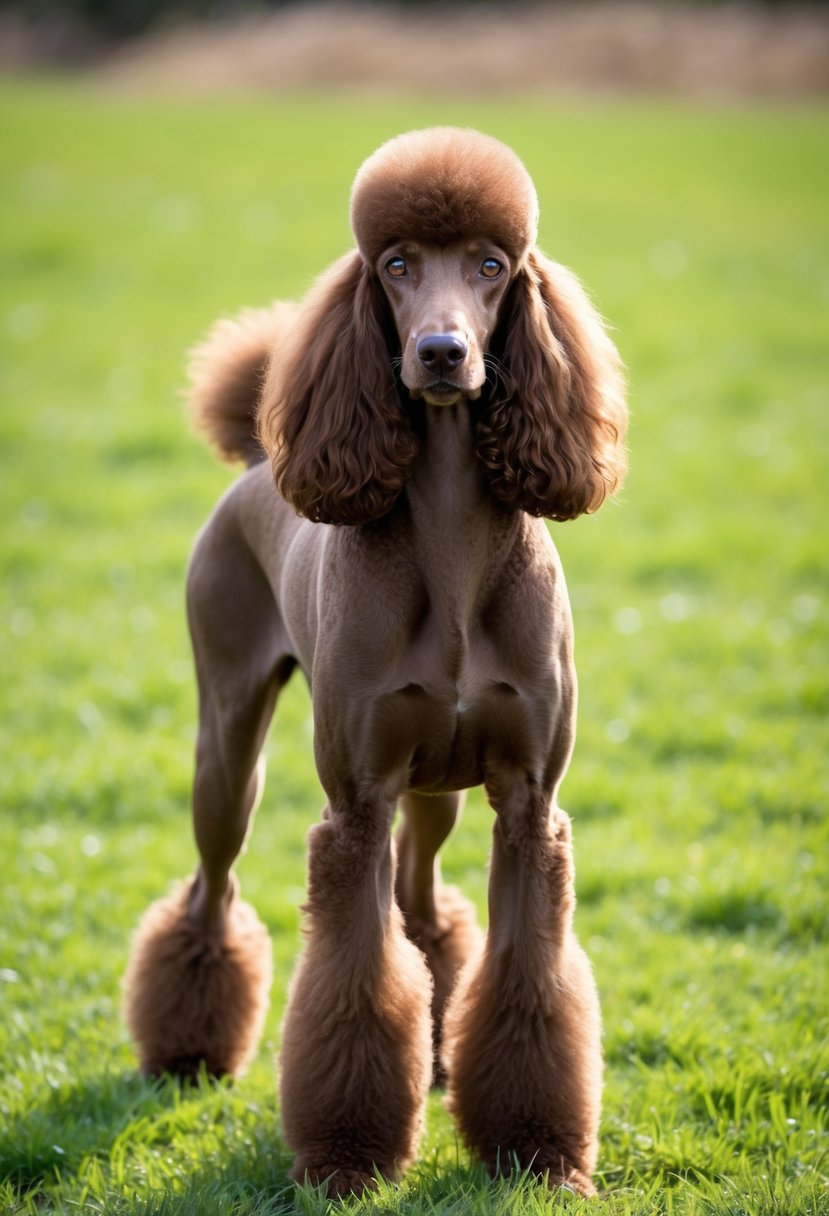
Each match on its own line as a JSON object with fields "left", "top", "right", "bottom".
{"left": 258, "top": 251, "right": 418, "bottom": 525}
{"left": 477, "top": 250, "right": 627, "bottom": 520}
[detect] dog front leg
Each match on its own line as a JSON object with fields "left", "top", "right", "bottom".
{"left": 442, "top": 776, "right": 602, "bottom": 1196}
{"left": 279, "top": 798, "right": 433, "bottom": 1198}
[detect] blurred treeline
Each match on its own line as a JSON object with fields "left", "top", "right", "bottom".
{"left": 4, "top": 0, "right": 821, "bottom": 45}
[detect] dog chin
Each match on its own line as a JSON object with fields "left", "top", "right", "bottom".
{"left": 408, "top": 384, "right": 482, "bottom": 407}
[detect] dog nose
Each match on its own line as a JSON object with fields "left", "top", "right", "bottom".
{"left": 416, "top": 333, "right": 468, "bottom": 375}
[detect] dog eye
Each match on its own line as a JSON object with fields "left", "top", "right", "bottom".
{"left": 480, "top": 258, "right": 504, "bottom": 279}
{"left": 385, "top": 257, "right": 408, "bottom": 278}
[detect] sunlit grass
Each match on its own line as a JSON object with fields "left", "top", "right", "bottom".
{"left": 1, "top": 81, "right": 827, "bottom": 1213}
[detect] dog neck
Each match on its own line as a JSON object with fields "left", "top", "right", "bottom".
{"left": 403, "top": 401, "right": 522, "bottom": 636}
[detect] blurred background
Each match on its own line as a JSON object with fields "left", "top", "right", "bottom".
{"left": 1, "top": 0, "right": 828, "bottom": 98}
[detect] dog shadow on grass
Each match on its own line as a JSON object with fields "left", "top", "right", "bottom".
{"left": 2, "top": 1067, "right": 585, "bottom": 1210}
{"left": 0, "top": 1066, "right": 294, "bottom": 1204}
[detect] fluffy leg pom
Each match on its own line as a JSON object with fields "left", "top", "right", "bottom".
{"left": 442, "top": 941, "right": 601, "bottom": 1196}
{"left": 280, "top": 933, "right": 430, "bottom": 1201}
{"left": 280, "top": 816, "right": 433, "bottom": 1197}
{"left": 281, "top": 921, "right": 433, "bottom": 1196}
{"left": 441, "top": 810, "right": 602, "bottom": 1196}
{"left": 123, "top": 879, "right": 272, "bottom": 1079}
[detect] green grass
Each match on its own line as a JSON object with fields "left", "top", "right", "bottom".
{"left": 1, "top": 81, "right": 827, "bottom": 1214}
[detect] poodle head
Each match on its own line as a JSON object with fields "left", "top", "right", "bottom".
{"left": 261, "top": 127, "right": 626, "bottom": 525}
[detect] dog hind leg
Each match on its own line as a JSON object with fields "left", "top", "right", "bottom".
{"left": 395, "top": 790, "right": 483, "bottom": 1084}
{"left": 123, "top": 518, "right": 293, "bottom": 1080}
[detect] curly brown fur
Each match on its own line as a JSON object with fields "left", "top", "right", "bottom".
{"left": 257, "top": 253, "right": 419, "bottom": 524}
{"left": 123, "top": 880, "right": 272, "bottom": 1079}
{"left": 125, "top": 126, "right": 626, "bottom": 1199}
{"left": 478, "top": 251, "right": 627, "bottom": 520}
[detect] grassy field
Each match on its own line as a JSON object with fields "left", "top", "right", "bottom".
{"left": 1, "top": 82, "right": 827, "bottom": 1214}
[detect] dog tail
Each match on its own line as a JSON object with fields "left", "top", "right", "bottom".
{"left": 185, "top": 302, "right": 295, "bottom": 468}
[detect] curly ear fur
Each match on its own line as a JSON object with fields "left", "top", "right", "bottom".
{"left": 477, "top": 251, "right": 627, "bottom": 521}
{"left": 258, "top": 252, "right": 418, "bottom": 526}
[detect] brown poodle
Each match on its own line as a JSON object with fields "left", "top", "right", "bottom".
{"left": 123, "top": 127, "right": 627, "bottom": 1198}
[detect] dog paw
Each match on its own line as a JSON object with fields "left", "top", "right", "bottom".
{"left": 546, "top": 1165, "right": 597, "bottom": 1197}
{"left": 297, "top": 1165, "right": 378, "bottom": 1198}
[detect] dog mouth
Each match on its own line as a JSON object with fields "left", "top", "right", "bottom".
{"left": 408, "top": 379, "right": 483, "bottom": 407}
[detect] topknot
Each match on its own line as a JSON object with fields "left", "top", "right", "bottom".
{"left": 350, "top": 127, "right": 539, "bottom": 267}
